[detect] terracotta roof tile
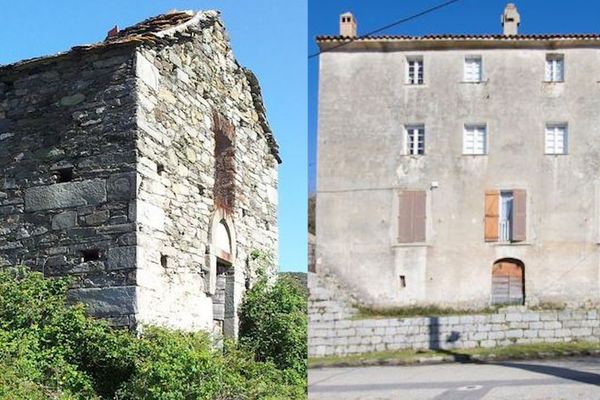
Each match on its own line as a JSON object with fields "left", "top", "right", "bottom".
{"left": 316, "top": 33, "right": 600, "bottom": 43}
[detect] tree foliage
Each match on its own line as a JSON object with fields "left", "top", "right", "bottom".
{"left": 238, "top": 261, "right": 308, "bottom": 379}
{"left": 0, "top": 267, "right": 306, "bottom": 399}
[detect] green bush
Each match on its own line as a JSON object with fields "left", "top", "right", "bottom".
{"left": 0, "top": 267, "right": 306, "bottom": 399}
{"left": 118, "top": 328, "right": 305, "bottom": 400}
{"left": 238, "top": 266, "right": 308, "bottom": 379}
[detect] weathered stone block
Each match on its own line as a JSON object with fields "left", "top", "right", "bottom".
{"left": 68, "top": 286, "right": 136, "bottom": 316}
{"left": 25, "top": 180, "right": 107, "bottom": 211}
{"left": 107, "top": 172, "right": 136, "bottom": 201}
{"left": 52, "top": 211, "right": 77, "bottom": 230}
{"left": 107, "top": 246, "right": 136, "bottom": 270}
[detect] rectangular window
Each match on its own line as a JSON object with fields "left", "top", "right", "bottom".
{"left": 407, "top": 57, "right": 424, "bottom": 85}
{"left": 463, "top": 124, "right": 487, "bottom": 155}
{"left": 464, "top": 56, "right": 482, "bottom": 82}
{"left": 485, "top": 189, "right": 526, "bottom": 242}
{"left": 545, "top": 54, "right": 564, "bottom": 82}
{"left": 398, "top": 190, "right": 426, "bottom": 243}
{"left": 545, "top": 123, "right": 567, "bottom": 154}
{"left": 405, "top": 125, "right": 425, "bottom": 155}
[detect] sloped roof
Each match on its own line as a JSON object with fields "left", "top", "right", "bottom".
{"left": 0, "top": 10, "right": 280, "bottom": 163}
{"left": 316, "top": 33, "right": 600, "bottom": 43}
{"left": 0, "top": 10, "right": 204, "bottom": 71}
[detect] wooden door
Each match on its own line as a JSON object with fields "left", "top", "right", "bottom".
{"left": 492, "top": 260, "right": 524, "bottom": 305}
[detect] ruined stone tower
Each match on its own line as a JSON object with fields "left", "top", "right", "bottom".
{"left": 0, "top": 11, "right": 280, "bottom": 337}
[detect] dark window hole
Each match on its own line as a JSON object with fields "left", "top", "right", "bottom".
{"left": 400, "top": 275, "right": 406, "bottom": 288}
{"left": 56, "top": 168, "right": 73, "bottom": 183}
{"left": 81, "top": 249, "right": 100, "bottom": 262}
{"left": 157, "top": 163, "right": 165, "bottom": 176}
{"left": 160, "top": 254, "right": 168, "bottom": 268}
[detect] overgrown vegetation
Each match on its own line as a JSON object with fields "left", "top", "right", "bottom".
{"left": 354, "top": 304, "right": 502, "bottom": 319}
{"left": 0, "top": 267, "right": 307, "bottom": 399}
{"left": 239, "top": 251, "right": 308, "bottom": 383}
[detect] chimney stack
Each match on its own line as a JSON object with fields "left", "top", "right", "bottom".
{"left": 107, "top": 25, "right": 120, "bottom": 38}
{"left": 340, "top": 12, "right": 357, "bottom": 37}
{"left": 501, "top": 3, "right": 520, "bottom": 35}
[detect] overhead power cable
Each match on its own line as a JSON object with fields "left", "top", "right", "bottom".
{"left": 308, "top": 0, "right": 462, "bottom": 59}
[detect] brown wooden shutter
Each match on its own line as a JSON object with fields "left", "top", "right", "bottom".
{"left": 512, "top": 189, "right": 527, "bottom": 241}
{"left": 398, "top": 191, "right": 413, "bottom": 242}
{"left": 484, "top": 190, "right": 499, "bottom": 242}
{"left": 413, "top": 191, "right": 426, "bottom": 242}
{"left": 398, "top": 191, "right": 426, "bottom": 243}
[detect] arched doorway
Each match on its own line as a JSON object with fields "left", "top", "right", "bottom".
{"left": 208, "top": 212, "right": 237, "bottom": 338}
{"left": 492, "top": 258, "right": 525, "bottom": 305}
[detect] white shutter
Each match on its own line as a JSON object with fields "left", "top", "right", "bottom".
{"left": 545, "top": 60, "right": 552, "bottom": 81}
{"left": 545, "top": 126, "right": 555, "bottom": 153}
{"left": 474, "top": 127, "right": 486, "bottom": 154}
{"left": 554, "top": 59, "right": 564, "bottom": 81}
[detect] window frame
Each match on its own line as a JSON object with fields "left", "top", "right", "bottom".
{"left": 463, "top": 123, "right": 488, "bottom": 155}
{"left": 463, "top": 55, "right": 483, "bottom": 83}
{"left": 544, "top": 123, "right": 568, "bottom": 155}
{"left": 404, "top": 124, "right": 425, "bottom": 155}
{"left": 545, "top": 54, "right": 564, "bottom": 82}
{"left": 406, "top": 56, "right": 424, "bottom": 85}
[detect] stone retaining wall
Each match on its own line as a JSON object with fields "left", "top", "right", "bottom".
{"left": 309, "top": 273, "right": 600, "bottom": 357}
{"left": 310, "top": 308, "right": 600, "bottom": 357}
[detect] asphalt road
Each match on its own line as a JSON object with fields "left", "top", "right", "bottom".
{"left": 308, "top": 357, "right": 600, "bottom": 399}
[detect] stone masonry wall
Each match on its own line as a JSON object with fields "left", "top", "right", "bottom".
{"left": 0, "top": 47, "right": 139, "bottom": 327}
{"left": 132, "top": 11, "right": 279, "bottom": 332}
{"left": 309, "top": 273, "right": 600, "bottom": 357}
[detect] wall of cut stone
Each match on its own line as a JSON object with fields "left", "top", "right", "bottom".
{"left": 309, "top": 272, "right": 600, "bottom": 357}
{"left": 0, "top": 46, "right": 139, "bottom": 327}
{"left": 310, "top": 306, "right": 600, "bottom": 357}
{"left": 133, "top": 11, "right": 279, "bottom": 332}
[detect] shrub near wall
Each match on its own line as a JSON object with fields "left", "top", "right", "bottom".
{"left": 0, "top": 268, "right": 306, "bottom": 399}
{"left": 239, "top": 269, "right": 308, "bottom": 383}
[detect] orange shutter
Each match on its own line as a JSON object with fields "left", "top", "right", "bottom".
{"left": 485, "top": 190, "right": 499, "bottom": 242}
{"left": 512, "top": 189, "right": 527, "bottom": 242}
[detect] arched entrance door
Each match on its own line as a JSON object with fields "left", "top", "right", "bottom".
{"left": 210, "top": 211, "right": 237, "bottom": 337}
{"left": 492, "top": 258, "right": 524, "bottom": 305}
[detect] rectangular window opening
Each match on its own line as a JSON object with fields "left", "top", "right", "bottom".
{"left": 405, "top": 124, "right": 425, "bottom": 155}
{"left": 545, "top": 54, "right": 564, "bottom": 82}
{"left": 399, "top": 275, "right": 406, "bottom": 288}
{"left": 160, "top": 254, "right": 168, "bottom": 268}
{"left": 157, "top": 163, "right": 165, "bottom": 176}
{"left": 81, "top": 249, "right": 100, "bottom": 262}
{"left": 406, "top": 57, "right": 424, "bottom": 85}
{"left": 464, "top": 56, "right": 482, "bottom": 82}
{"left": 545, "top": 123, "right": 568, "bottom": 155}
{"left": 463, "top": 124, "right": 487, "bottom": 155}
{"left": 499, "top": 191, "right": 514, "bottom": 242}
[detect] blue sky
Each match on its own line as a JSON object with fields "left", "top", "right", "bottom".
{"left": 308, "top": 0, "right": 600, "bottom": 193}
{"left": 0, "top": 1, "right": 307, "bottom": 272}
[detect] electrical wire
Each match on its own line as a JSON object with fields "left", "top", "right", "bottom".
{"left": 308, "top": 0, "right": 463, "bottom": 59}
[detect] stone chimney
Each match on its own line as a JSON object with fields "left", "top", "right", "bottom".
{"left": 340, "top": 12, "right": 357, "bottom": 37}
{"left": 501, "top": 3, "right": 520, "bottom": 35}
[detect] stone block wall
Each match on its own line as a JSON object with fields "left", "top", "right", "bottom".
{"left": 0, "top": 46, "right": 139, "bottom": 327}
{"left": 132, "top": 11, "right": 279, "bottom": 333}
{"left": 0, "top": 11, "right": 279, "bottom": 333}
{"left": 309, "top": 272, "right": 600, "bottom": 357}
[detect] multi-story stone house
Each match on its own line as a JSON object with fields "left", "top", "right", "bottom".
{"left": 316, "top": 4, "right": 600, "bottom": 309}
{"left": 0, "top": 10, "right": 280, "bottom": 337}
